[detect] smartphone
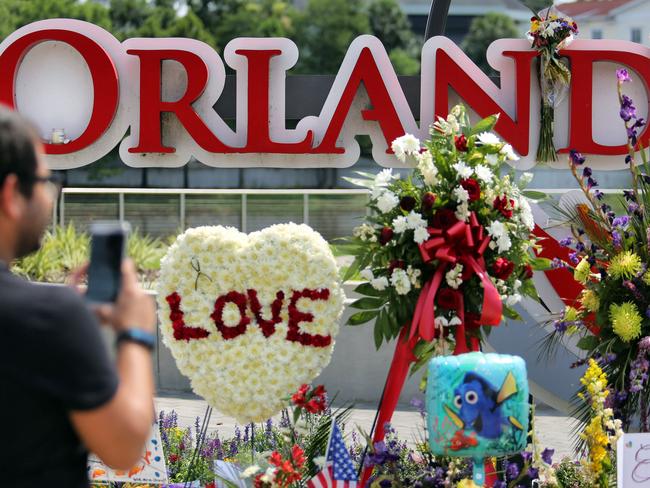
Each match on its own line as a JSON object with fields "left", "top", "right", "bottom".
{"left": 86, "top": 221, "right": 131, "bottom": 303}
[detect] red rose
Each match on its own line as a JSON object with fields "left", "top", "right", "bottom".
{"left": 388, "top": 260, "right": 406, "bottom": 272}
{"left": 431, "top": 208, "right": 458, "bottom": 230}
{"left": 493, "top": 195, "right": 515, "bottom": 219}
{"left": 437, "top": 288, "right": 460, "bottom": 310}
{"left": 400, "top": 195, "right": 416, "bottom": 211}
{"left": 460, "top": 178, "right": 481, "bottom": 202}
{"left": 522, "top": 264, "right": 534, "bottom": 279}
{"left": 169, "top": 454, "right": 179, "bottom": 463}
{"left": 492, "top": 257, "right": 515, "bottom": 280}
{"left": 422, "top": 192, "right": 436, "bottom": 212}
{"left": 454, "top": 134, "right": 468, "bottom": 152}
{"left": 379, "top": 226, "right": 394, "bottom": 245}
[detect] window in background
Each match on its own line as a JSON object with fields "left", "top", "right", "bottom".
{"left": 592, "top": 29, "right": 603, "bottom": 39}
{"left": 632, "top": 28, "right": 642, "bottom": 43}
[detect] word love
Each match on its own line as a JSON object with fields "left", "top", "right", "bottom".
{"left": 165, "top": 288, "right": 332, "bottom": 347}
{"left": 2, "top": 20, "right": 649, "bottom": 170}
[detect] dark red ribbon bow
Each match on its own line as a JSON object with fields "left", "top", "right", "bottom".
{"left": 410, "top": 211, "right": 502, "bottom": 353}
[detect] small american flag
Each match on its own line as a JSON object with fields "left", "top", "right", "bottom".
{"left": 306, "top": 421, "right": 358, "bottom": 488}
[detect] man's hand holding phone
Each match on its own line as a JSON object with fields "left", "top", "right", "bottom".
{"left": 94, "top": 259, "right": 156, "bottom": 334}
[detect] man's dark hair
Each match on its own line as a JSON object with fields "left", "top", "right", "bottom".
{"left": 0, "top": 107, "right": 39, "bottom": 197}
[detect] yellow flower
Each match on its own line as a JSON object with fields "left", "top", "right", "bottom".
{"left": 564, "top": 306, "right": 580, "bottom": 322}
{"left": 574, "top": 257, "right": 591, "bottom": 284}
{"left": 610, "top": 301, "right": 643, "bottom": 342}
{"left": 457, "top": 480, "right": 481, "bottom": 488}
{"left": 608, "top": 251, "right": 642, "bottom": 280}
{"left": 580, "top": 289, "right": 600, "bottom": 312}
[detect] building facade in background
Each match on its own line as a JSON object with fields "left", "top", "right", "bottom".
{"left": 557, "top": 0, "right": 650, "bottom": 46}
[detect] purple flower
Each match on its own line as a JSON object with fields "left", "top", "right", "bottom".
{"left": 576, "top": 242, "right": 586, "bottom": 252}
{"left": 617, "top": 68, "right": 632, "bottom": 83}
{"left": 528, "top": 467, "right": 540, "bottom": 479}
{"left": 594, "top": 189, "right": 604, "bottom": 200}
{"left": 379, "top": 480, "right": 392, "bottom": 488}
{"left": 551, "top": 258, "right": 566, "bottom": 269}
{"left": 559, "top": 237, "right": 573, "bottom": 247}
{"left": 521, "top": 451, "right": 533, "bottom": 463}
{"left": 570, "top": 149, "right": 586, "bottom": 166}
{"left": 583, "top": 166, "right": 593, "bottom": 178}
{"left": 624, "top": 190, "right": 636, "bottom": 201}
{"left": 612, "top": 215, "right": 630, "bottom": 228}
{"left": 587, "top": 177, "right": 599, "bottom": 189}
{"left": 493, "top": 482, "right": 507, "bottom": 488}
{"left": 620, "top": 94, "right": 637, "bottom": 122}
{"left": 554, "top": 320, "right": 568, "bottom": 333}
{"left": 626, "top": 154, "right": 633, "bottom": 165}
{"left": 612, "top": 230, "right": 622, "bottom": 247}
{"left": 506, "top": 462, "right": 520, "bottom": 480}
{"left": 568, "top": 252, "right": 580, "bottom": 264}
{"left": 541, "top": 448, "right": 555, "bottom": 464}
{"left": 629, "top": 202, "right": 640, "bottom": 214}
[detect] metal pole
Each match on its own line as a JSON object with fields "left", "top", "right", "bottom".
{"left": 424, "top": 0, "right": 453, "bottom": 41}
{"left": 303, "top": 194, "right": 309, "bottom": 225}
{"left": 60, "top": 192, "right": 65, "bottom": 227}
{"left": 180, "top": 193, "right": 186, "bottom": 230}
{"left": 118, "top": 192, "right": 125, "bottom": 222}
{"left": 241, "top": 194, "right": 247, "bottom": 233}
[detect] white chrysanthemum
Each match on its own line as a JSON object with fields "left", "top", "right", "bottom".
{"left": 448, "top": 316, "right": 462, "bottom": 326}
{"left": 452, "top": 161, "right": 473, "bottom": 179}
{"left": 435, "top": 316, "right": 449, "bottom": 327}
{"left": 417, "top": 150, "right": 439, "bottom": 186}
{"left": 391, "top": 134, "right": 420, "bottom": 162}
{"left": 360, "top": 268, "right": 374, "bottom": 281}
{"left": 406, "top": 211, "right": 427, "bottom": 230}
{"left": 518, "top": 196, "right": 535, "bottom": 231}
{"left": 455, "top": 202, "right": 470, "bottom": 222}
{"left": 413, "top": 226, "right": 429, "bottom": 244}
{"left": 445, "top": 263, "right": 463, "bottom": 289}
{"left": 376, "top": 190, "right": 399, "bottom": 213}
{"left": 506, "top": 294, "right": 522, "bottom": 306}
{"left": 452, "top": 186, "right": 469, "bottom": 203}
{"left": 486, "top": 220, "right": 512, "bottom": 252}
{"left": 353, "top": 223, "right": 375, "bottom": 242}
{"left": 390, "top": 268, "right": 412, "bottom": 295}
{"left": 474, "top": 164, "right": 493, "bottom": 183}
{"left": 485, "top": 153, "right": 499, "bottom": 166}
{"left": 371, "top": 276, "right": 389, "bottom": 291}
{"left": 392, "top": 215, "right": 408, "bottom": 234}
{"left": 156, "top": 223, "right": 345, "bottom": 423}
{"left": 500, "top": 143, "right": 520, "bottom": 161}
{"left": 477, "top": 132, "right": 501, "bottom": 145}
{"left": 519, "top": 172, "right": 534, "bottom": 187}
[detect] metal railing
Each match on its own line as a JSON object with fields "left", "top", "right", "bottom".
{"left": 51, "top": 186, "right": 624, "bottom": 235}
{"left": 55, "top": 187, "right": 371, "bottom": 233}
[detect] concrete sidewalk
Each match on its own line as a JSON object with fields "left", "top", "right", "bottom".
{"left": 155, "top": 394, "right": 577, "bottom": 460}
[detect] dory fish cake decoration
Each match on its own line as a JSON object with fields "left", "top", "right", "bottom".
{"left": 426, "top": 352, "right": 529, "bottom": 486}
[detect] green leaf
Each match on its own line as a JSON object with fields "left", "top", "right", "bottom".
{"left": 502, "top": 305, "right": 522, "bottom": 321}
{"left": 470, "top": 114, "right": 498, "bottom": 135}
{"left": 374, "top": 311, "right": 387, "bottom": 349}
{"left": 347, "top": 310, "right": 379, "bottom": 326}
{"left": 354, "top": 282, "right": 383, "bottom": 297}
{"left": 520, "top": 279, "right": 540, "bottom": 301}
{"left": 530, "top": 257, "right": 552, "bottom": 271}
{"left": 522, "top": 190, "right": 548, "bottom": 201}
{"left": 576, "top": 335, "right": 599, "bottom": 351}
{"left": 342, "top": 176, "right": 374, "bottom": 189}
{"left": 350, "top": 296, "right": 385, "bottom": 310}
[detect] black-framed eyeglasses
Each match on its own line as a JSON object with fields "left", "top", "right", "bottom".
{"left": 32, "top": 173, "right": 63, "bottom": 199}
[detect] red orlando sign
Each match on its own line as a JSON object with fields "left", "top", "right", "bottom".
{"left": 0, "top": 19, "right": 648, "bottom": 170}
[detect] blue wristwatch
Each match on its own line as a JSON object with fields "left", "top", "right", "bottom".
{"left": 116, "top": 328, "right": 156, "bottom": 351}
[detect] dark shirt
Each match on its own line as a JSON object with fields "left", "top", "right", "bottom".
{"left": 0, "top": 264, "right": 118, "bottom": 487}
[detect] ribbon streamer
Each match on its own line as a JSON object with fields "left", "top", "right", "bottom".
{"left": 360, "top": 212, "right": 502, "bottom": 487}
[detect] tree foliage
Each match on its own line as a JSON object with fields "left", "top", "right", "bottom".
{"left": 0, "top": 0, "right": 424, "bottom": 75}
{"left": 461, "top": 12, "right": 519, "bottom": 77}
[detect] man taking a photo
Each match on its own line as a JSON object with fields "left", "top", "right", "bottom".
{"left": 0, "top": 108, "right": 158, "bottom": 487}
